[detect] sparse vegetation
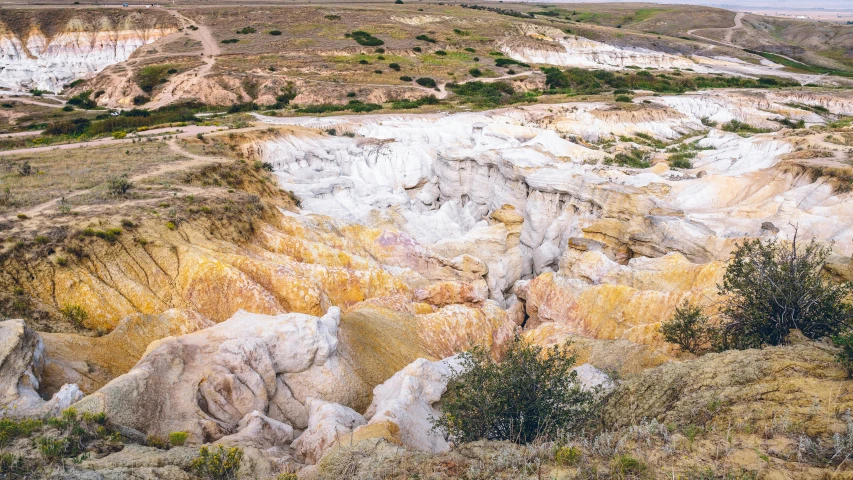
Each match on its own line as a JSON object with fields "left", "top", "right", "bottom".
{"left": 191, "top": 445, "right": 243, "bottom": 480}
{"left": 605, "top": 148, "right": 650, "bottom": 168}
{"left": 347, "top": 31, "right": 384, "bottom": 47}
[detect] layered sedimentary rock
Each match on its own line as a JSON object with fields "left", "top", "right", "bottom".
{"left": 501, "top": 30, "right": 695, "bottom": 70}
{"left": 0, "top": 11, "right": 175, "bottom": 92}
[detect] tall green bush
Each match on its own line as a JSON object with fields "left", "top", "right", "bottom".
{"left": 432, "top": 337, "right": 596, "bottom": 445}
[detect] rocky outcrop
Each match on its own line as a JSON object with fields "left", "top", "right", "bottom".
{"left": 0, "top": 10, "right": 176, "bottom": 92}
{"left": 292, "top": 398, "right": 366, "bottom": 464}
{"left": 602, "top": 339, "right": 853, "bottom": 437}
{"left": 501, "top": 30, "right": 695, "bottom": 70}
{"left": 0, "top": 319, "right": 82, "bottom": 418}
{"left": 363, "top": 357, "right": 462, "bottom": 454}
{"left": 72, "top": 308, "right": 364, "bottom": 442}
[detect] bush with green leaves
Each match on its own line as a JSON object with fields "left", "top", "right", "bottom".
{"left": 832, "top": 332, "right": 853, "bottom": 377}
{"left": 714, "top": 232, "right": 853, "bottom": 350}
{"left": 659, "top": 301, "right": 712, "bottom": 354}
{"left": 169, "top": 431, "right": 189, "bottom": 446}
{"left": 415, "top": 77, "right": 437, "bottom": 89}
{"left": 191, "top": 445, "right": 243, "bottom": 480}
{"left": 347, "top": 31, "right": 383, "bottom": 46}
{"left": 107, "top": 176, "right": 133, "bottom": 196}
{"left": 604, "top": 148, "right": 649, "bottom": 168}
{"left": 432, "top": 336, "right": 597, "bottom": 445}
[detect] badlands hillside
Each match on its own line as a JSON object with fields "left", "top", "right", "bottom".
{"left": 1, "top": 2, "right": 853, "bottom": 479}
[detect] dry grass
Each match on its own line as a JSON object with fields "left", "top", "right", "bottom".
{"left": 0, "top": 101, "right": 101, "bottom": 134}
{"left": 0, "top": 142, "right": 188, "bottom": 213}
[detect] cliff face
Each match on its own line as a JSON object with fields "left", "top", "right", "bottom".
{"left": 0, "top": 10, "right": 176, "bottom": 92}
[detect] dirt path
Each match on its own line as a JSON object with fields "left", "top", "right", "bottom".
{"left": 0, "top": 125, "right": 222, "bottom": 157}
{"left": 145, "top": 10, "right": 220, "bottom": 110}
{"left": 687, "top": 12, "right": 744, "bottom": 48}
{"left": 0, "top": 134, "right": 232, "bottom": 223}
{"left": 0, "top": 95, "right": 67, "bottom": 109}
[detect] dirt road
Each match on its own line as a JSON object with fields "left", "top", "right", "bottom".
{"left": 145, "top": 10, "right": 220, "bottom": 110}
{"left": 687, "top": 12, "right": 745, "bottom": 48}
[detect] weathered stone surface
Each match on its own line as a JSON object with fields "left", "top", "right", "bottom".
{"left": 291, "top": 398, "right": 366, "bottom": 464}
{"left": 72, "top": 308, "right": 366, "bottom": 441}
{"left": 364, "top": 357, "right": 462, "bottom": 454}
{"left": 0, "top": 319, "right": 83, "bottom": 418}
{"left": 602, "top": 340, "right": 853, "bottom": 436}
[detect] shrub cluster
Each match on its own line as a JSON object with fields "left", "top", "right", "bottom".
{"left": 432, "top": 337, "right": 597, "bottom": 445}
{"left": 346, "top": 31, "right": 384, "bottom": 46}
{"left": 661, "top": 232, "right": 853, "bottom": 355}
{"left": 541, "top": 67, "right": 797, "bottom": 95}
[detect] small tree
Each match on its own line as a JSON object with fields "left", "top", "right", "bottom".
{"left": 432, "top": 337, "right": 596, "bottom": 445}
{"left": 659, "top": 301, "right": 711, "bottom": 354}
{"left": 715, "top": 231, "right": 853, "bottom": 350}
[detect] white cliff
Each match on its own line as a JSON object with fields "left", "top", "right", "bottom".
{"left": 0, "top": 22, "right": 173, "bottom": 92}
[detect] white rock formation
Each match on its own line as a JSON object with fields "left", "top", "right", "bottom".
{"left": 0, "top": 319, "right": 83, "bottom": 418}
{"left": 0, "top": 27, "right": 172, "bottom": 92}
{"left": 291, "top": 398, "right": 367, "bottom": 464}
{"left": 363, "top": 356, "right": 462, "bottom": 453}
{"left": 72, "top": 307, "right": 368, "bottom": 442}
{"left": 501, "top": 33, "right": 695, "bottom": 70}
{"left": 219, "top": 410, "right": 294, "bottom": 454}
{"left": 255, "top": 89, "right": 853, "bottom": 278}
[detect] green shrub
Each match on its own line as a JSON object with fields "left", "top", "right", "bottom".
{"left": 412, "top": 46, "right": 422, "bottom": 53}
{"left": 495, "top": 58, "right": 529, "bottom": 68}
{"left": 0, "top": 418, "right": 44, "bottom": 447}
{"left": 721, "top": 120, "right": 771, "bottom": 135}
{"left": 432, "top": 336, "right": 596, "bottom": 445}
{"left": 660, "top": 301, "right": 711, "bottom": 354}
{"left": 668, "top": 151, "right": 695, "bottom": 169}
{"left": 67, "top": 90, "right": 97, "bottom": 109}
{"left": 415, "top": 34, "right": 436, "bottom": 43}
{"left": 348, "top": 31, "right": 383, "bottom": 46}
{"left": 147, "top": 435, "right": 168, "bottom": 449}
{"left": 714, "top": 231, "right": 853, "bottom": 350}
{"left": 615, "top": 95, "right": 633, "bottom": 103}
{"left": 0, "top": 452, "right": 25, "bottom": 475}
{"left": 391, "top": 95, "right": 439, "bottom": 110}
{"left": 554, "top": 445, "right": 582, "bottom": 466}
{"left": 169, "top": 431, "right": 189, "bottom": 446}
{"left": 400, "top": 75, "right": 413, "bottom": 82}
{"left": 60, "top": 304, "right": 88, "bottom": 327}
{"left": 166, "top": 221, "right": 177, "bottom": 231}
{"left": 107, "top": 176, "right": 133, "bottom": 196}
{"left": 605, "top": 148, "right": 649, "bottom": 168}
{"left": 191, "top": 445, "right": 243, "bottom": 480}
{"left": 833, "top": 332, "right": 853, "bottom": 377}
{"left": 611, "top": 454, "right": 646, "bottom": 476}
{"left": 415, "top": 77, "right": 437, "bottom": 88}
{"left": 434, "top": 50, "right": 447, "bottom": 56}
{"left": 135, "top": 64, "right": 176, "bottom": 93}
{"left": 269, "top": 30, "right": 282, "bottom": 35}
{"left": 388, "top": 63, "right": 401, "bottom": 71}
{"left": 468, "top": 68, "right": 482, "bottom": 77}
